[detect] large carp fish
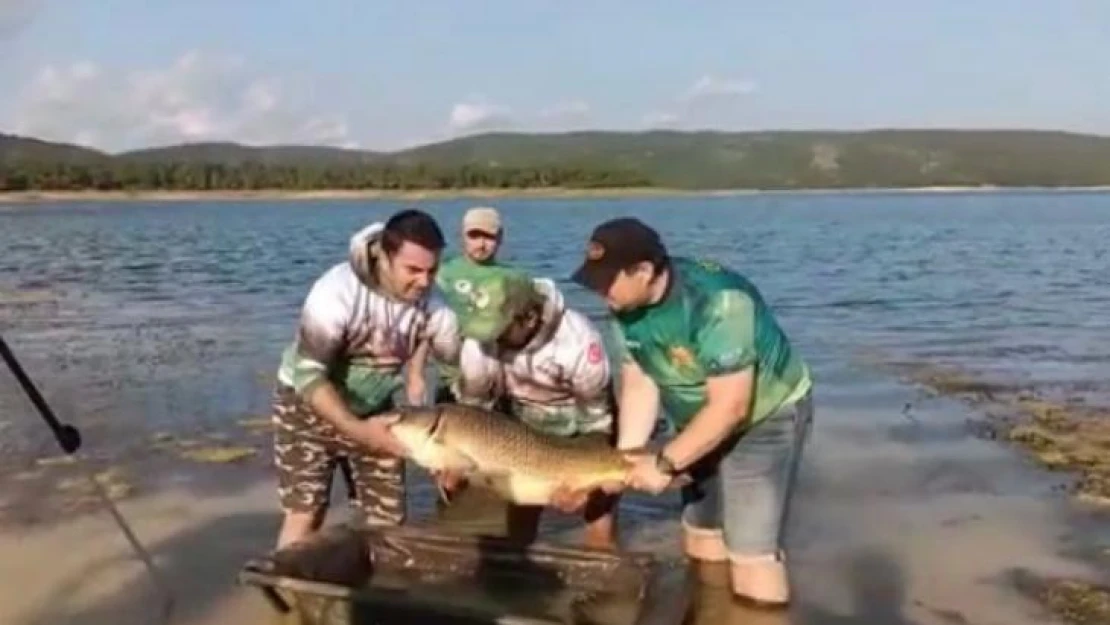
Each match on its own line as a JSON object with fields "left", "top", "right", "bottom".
{"left": 386, "top": 403, "right": 648, "bottom": 506}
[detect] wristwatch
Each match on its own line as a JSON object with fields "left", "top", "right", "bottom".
{"left": 655, "top": 452, "right": 679, "bottom": 477}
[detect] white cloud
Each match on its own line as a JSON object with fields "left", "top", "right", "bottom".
{"left": 679, "top": 75, "right": 758, "bottom": 103}
{"left": 6, "top": 50, "right": 358, "bottom": 151}
{"left": 641, "top": 74, "right": 758, "bottom": 128}
{"left": 447, "top": 98, "right": 512, "bottom": 133}
{"left": 443, "top": 97, "right": 593, "bottom": 136}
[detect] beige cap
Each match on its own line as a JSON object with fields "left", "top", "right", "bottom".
{"left": 462, "top": 206, "right": 502, "bottom": 235}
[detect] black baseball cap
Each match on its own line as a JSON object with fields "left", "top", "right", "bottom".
{"left": 570, "top": 217, "right": 668, "bottom": 293}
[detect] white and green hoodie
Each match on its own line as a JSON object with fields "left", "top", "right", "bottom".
{"left": 276, "top": 223, "right": 460, "bottom": 415}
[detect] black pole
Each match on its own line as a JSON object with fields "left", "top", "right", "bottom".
{"left": 0, "top": 335, "right": 82, "bottom": 454}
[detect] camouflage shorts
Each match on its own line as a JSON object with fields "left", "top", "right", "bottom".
{"left": 271, "top": 384, "right": 405, "bottom": 526}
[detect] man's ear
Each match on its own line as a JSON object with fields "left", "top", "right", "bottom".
{"left": 632, "top": 261, "right": 654, "bottom": 282}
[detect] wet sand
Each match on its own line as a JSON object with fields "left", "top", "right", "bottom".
{"left": 1, "top": 372, "right": 1107, "bottom": 625}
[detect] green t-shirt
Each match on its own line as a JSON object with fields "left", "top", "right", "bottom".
{"left": 608, "top": 256, "right": 811, "bottom": 432}
{"left": 433, "top": 254, "right": 507, "bottom": 389}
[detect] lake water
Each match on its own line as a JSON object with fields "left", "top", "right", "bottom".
{"left": 1, "top": 191, "right": 1108, "bottom": 463}
{"left": 3, "top": 191, "right": 1110, "bottom": 624}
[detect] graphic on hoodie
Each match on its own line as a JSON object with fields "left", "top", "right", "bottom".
{"left": 276, "top": 223, "right": 460, "bottom": 416}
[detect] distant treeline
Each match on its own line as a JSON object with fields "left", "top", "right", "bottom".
{"left": 7, "top": 129, "right": 1110, "bottom": 191}
{"left": 0, "top": 162, "right": 653, "bottom": 191}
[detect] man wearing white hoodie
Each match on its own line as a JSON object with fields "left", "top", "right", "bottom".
{"left": 271, "top": 209, "right": 460, "bottom": 549}
{"left": 437, "top": 266, "right": 620, "bottom": 550}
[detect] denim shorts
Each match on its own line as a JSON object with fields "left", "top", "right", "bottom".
{"left": 679, "top": 389, "right": 814, "bottom": 557}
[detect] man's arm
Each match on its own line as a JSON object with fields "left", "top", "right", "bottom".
{"left": 452, "top": 341, "right": 501, "bottom": 409}
{"left": 615, "top": 361, "right": 661, "bottom": 450}
{"left": 659, "top": 368, "right": 753, "bottom": 470}
{"left": 288, "top": 271, "right": 403, "bottom": 455}
{"left": 303, "top": 382, "right": 393, "bottom": 451}
{"left": 601, "top": 320, "right": 660, "bottom": 450}
{"left": 660, "top": 290, "right": 757, "bottom": 470}
{"left": 405, "top": 340, "right": 430, "bottom": 405}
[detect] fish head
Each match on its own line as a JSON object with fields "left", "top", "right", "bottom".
{"left": 386, "top": 407, "right": 475, "bottom": 472}
{"left": 386, "top": 407, "right": 441, "bottom": 456}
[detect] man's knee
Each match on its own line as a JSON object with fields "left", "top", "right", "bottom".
{"left": 275, "top": 437, "right": 334, "bottom": 515}
{"left": 715, "top": 403, "right": 810, "bottom": 555}
{"left": 347, "top": 452, "right": 407, "bottom": 526}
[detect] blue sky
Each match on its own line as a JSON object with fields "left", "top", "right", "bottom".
{"left": 2, "top": 1, "right": 1108, "bottom": 152}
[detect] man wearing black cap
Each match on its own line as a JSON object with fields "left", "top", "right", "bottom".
{"left": 571, "top": 217, "right": 814, "bottom": 609}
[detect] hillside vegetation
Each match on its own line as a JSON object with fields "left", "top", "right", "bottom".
{"left": 4, "top": 129, "right": 1110, "bottom": 191}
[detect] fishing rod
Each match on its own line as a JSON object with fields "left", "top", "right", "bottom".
{"left": 0, "top": 335, "right": 176, "bottom": 625}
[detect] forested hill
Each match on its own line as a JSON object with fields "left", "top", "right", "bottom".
{"left": 4, "top": 129, "right": 1110, "bottom": 191}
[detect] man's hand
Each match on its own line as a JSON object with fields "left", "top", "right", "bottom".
{"left": 549, "top": 484, "right": 591, "bottom": 514}
{"left": 623, "top": 453, "right": 674, "bottom": 495}
{"left": 347, "top": 416, "right": 409, "bottom": 458}
{"left": 406, "top": 377, "right": 427, "bottom": 406}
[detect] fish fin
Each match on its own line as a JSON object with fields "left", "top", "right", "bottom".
{"left": 436, "top": 481, "right": 453, "bottom": 506}
{"left": 593, "top": 479, "right": 626, "bottom": 495}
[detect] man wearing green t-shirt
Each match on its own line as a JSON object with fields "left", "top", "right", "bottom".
{"left": 416, "top": 206, "right": 505, "bottom": 404}
{"left": 570, "top": 217, "right": 814, "bottom": 609}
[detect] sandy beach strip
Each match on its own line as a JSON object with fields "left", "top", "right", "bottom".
{"left": 3, "top": 185, "right": 1110, "bottom": 205}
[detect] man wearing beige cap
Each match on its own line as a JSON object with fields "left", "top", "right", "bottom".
{"left": 458, "top": 206, "right": 502, "bottom": 265}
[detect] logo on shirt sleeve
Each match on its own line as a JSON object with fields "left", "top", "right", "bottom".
{"left": 587, "top": 341, "right": 603, "bottom": 364}
{"left": 710, "top": 348, "right": 746, "bottom": 370}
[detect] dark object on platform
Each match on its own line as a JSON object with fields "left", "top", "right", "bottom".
{"left": 238, "top": 524, "right": 691, "bottom": 625}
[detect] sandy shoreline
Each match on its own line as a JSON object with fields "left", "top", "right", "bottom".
{"left": 2, "top": 366, "right": 1108, "bottom": 625}
{"left": 3, "top": 185, "right": 1110, "bottom": 204}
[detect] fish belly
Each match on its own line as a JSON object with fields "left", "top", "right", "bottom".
{"left": 413, "top": 442, "right": 477, "bottom": 473}
{"left": 470, "top": 472, "right": 558, "bottom": 506}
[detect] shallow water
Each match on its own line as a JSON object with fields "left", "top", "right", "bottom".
{"left": 2, "top": 190, "right": 1109, "bottom": 624}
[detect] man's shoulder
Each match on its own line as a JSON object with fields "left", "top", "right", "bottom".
{"left": 308, "top": 261, "right": 359, "bottom": 297}
{"left": 673, "top": 256, "right": 748, "bottom": 289}
{"left": 548, "top": 308, "right": 607, "bottom": 366}
{"left": 556, "top": 307, "right": 603, "bottom": 343}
